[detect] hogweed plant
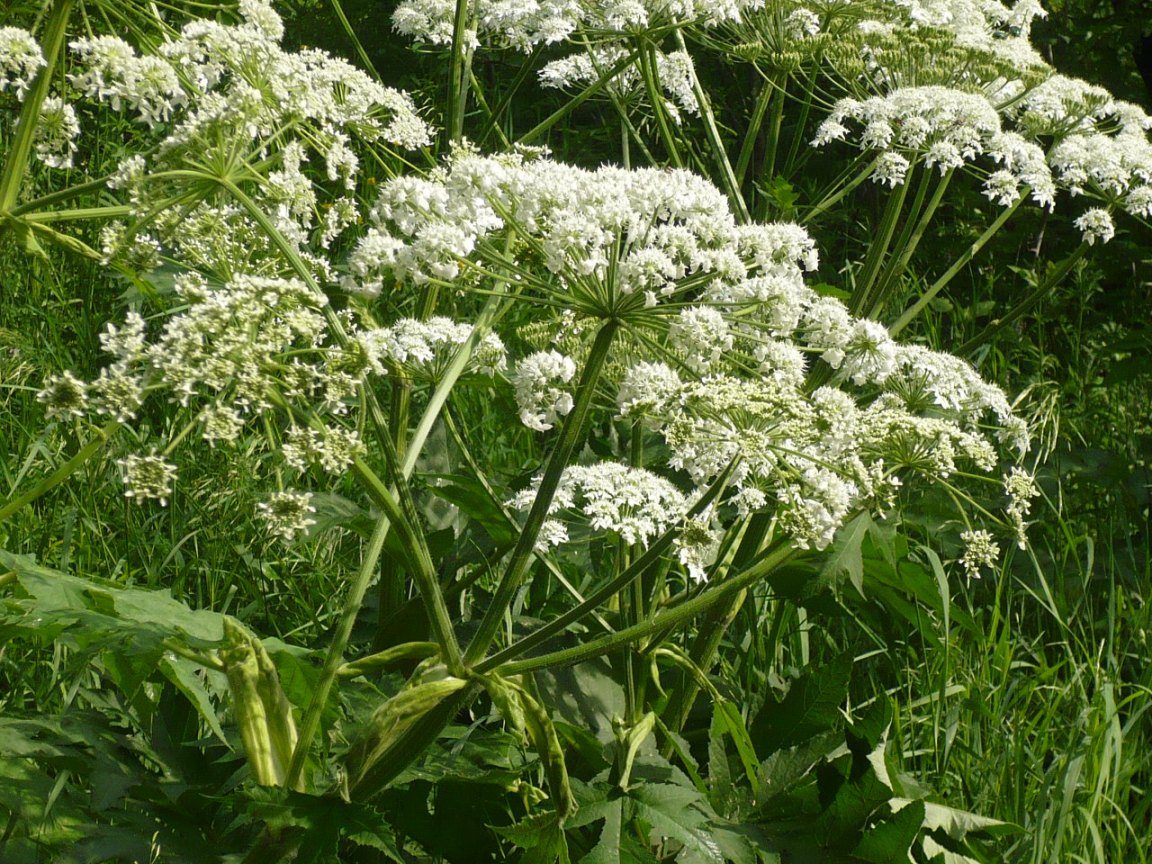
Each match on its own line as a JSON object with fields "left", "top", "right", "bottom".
{"left": 0, "top": 0, "right": 1148, "bottom": 860}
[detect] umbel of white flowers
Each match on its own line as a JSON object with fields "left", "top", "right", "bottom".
{"left": 346, "top": 150, "right": 1034, "bottom": 562}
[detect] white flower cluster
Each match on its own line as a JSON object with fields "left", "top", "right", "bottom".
{"left": 510, "top": 462, "right": 719, "bottom": 578}
{"left": 282, "top": 425, "right": 366, "bottom": 474}
{"left": 358, "top": 317, "right": 507, "bottom": 377}
{"left": 257, "top": 490, "right": 317, "bottom": 542}
{"left": 539, "top": 46, "right": 700, "bottom": 122}
{"left": 813, "top": 86, "right": 1059, "bottom": 207}
{"left": 510, "top": 462, "right": 687, "bottom": 547}
{"left": 37, "top": 370, "right": 88, "bottom": 421}
{"left": 146, "top": 274, "right": 332, "bottom": 416}
{"left": 1073, "top": 208, "right": 1115, "bottom": 246}
{"left": 807, "top": 8, "right": 1152, "bottom": 239}
{"left": 392, "top": 0, "right": 765, "bottom": 52}
{"left": 64, "top": 0, "right": 428, "bottom": 271}
{"left": 1003, "top": 466, "right": 1040, "bottom": 548}
{"left": 347, "top": 150, "right": 820, "bottom": 307}
{"left": 601, "top": 224, "right": 1030, "bottom": 553}
{"left": 512, "top": 350, "right": 577, "bottom": 431}
{"left": 33, "top": 96, "right": 80, "bottom": 169}
{"left": 959, "top": 528, "right": 1000, "bottom": 582}
{"left": 117, "top": 452, "right": 178, "bottom": 506}
{"left": 624, "top": 362, "right": 1018, "bottom": 550}
{"left": 39, "top": 271, "right": 437, "bottom": 487}
{"left": 69, "top": 35, "right": 186, "bottom": 128}
{"left": 856, "top": 0, "right": 1048, "bottom": 73}
{"left": 0, "top": 26, "right": 45, "bottom": 99}
{"left": 1048, "top": 104, "right": 1152, "bottom": 231}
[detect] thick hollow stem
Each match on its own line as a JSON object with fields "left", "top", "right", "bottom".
{"left": 0, "top": 0, "right": 75, "bottom": 213}
{"left": 476, "top": 463, "right": 735, "bottom": 673}
{"left": 637, "top": 39, "right": 683, "bottom": 169}
{"left": 849, "top": 165, "right": 913, "bottom": 317}
{"left": 735, "top": 79, "right": 775, "bottom": 188}
{"left": 447, "top": 0, "right": 474, "bottom": 145}
{"left": 283, "top": 511, "right": 393, "bottom": 790}
{"left": 465, "top": 319, "right": 621, "bottom": 665}
{"left": 518, "top": 49, "right": 639, "bottom": 145}
{"left": 673, "top": 30, "right": 748, "bottom": 223}
{"left": 864, "top": 167, "right": 953, "bottom": 320}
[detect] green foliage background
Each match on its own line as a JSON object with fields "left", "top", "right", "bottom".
{"left": 1, "top": 1, "right": 1150, "bottom": 862}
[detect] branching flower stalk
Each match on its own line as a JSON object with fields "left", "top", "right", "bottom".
{"left": 0, "top": 0, "right": 74, "bottom": 213}
{"left": 9, "top": 4, "right": 1137, "bottom": 854}
{"left": 890, "top": 191, "right": 1030, "bottom": 335}
{"left": 671, "top": 29, "right": 749, "bottom": 223}
{"left": 465, "top": 318, "right": 621, "bottom": 665}
{"left": 496, "top": 540, "right": 800, "bottom": 677}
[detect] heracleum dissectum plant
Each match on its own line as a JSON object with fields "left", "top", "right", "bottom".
{"left": 3, "top": 0, "right": 1146, "bottom": 858}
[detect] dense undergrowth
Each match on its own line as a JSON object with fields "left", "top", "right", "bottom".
{"left": 1, "top": 1, "right": 1149, "bottom": 862}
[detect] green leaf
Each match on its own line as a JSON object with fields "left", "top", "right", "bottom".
{"left": 708, "top": 708, "right": 735, "bottom": 814}
{"left": 755, "top": 741, "right": 825, "bottom": 809}
{"left": 814, "top": 512, "right": 871, "bottom": 597}
{"left": 498, "top": 812, "right": 572, "bottom": 864}
{"left": 241, "top": 787, "right": 403, "bottom": 863}
{"left": 628, "top": 783, "right": 724, "bottom": 864}
{"left": 158, "top": 654, "right": 228, "bottom": 745}
{"left": 580, "top": 798, "right": 638, "bottom": 864}
{"left": 307, "top": 492, "right": 376, "bottom": 537}
{"left": 2, "top": 550, "right": 226, "bottom": 654}
{"left": 810, "top": 749, "right": 893, "bottom": 846}
{"left": 846, "top": 699, "right": 893, "bottom": 757}
{"left": 751, "top": 654, "right": 852, "bottom": 756}
{"left": 911, "top": 800, "right": 1021, "bottom": 839}
{"left": 851, "top": 800, "right": 924, "bottom": 864}
{"left": 423, "top": 472, "right": 518, "bottom": 546}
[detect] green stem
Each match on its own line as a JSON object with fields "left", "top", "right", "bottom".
{"left": 673, "top": 30, "right": 747, "bottom": 223}
{"left": 401, "top": 275, "right": 513, "bottom": 479}
{"left": 955, "top": 244, "right": 1089, "bottom": 355}
{"left": 660, "top": 515, "right": 762, "bottom": 741}
{"left": 447, "top": 0, "right": 473, "bottom": 145}
{"left": 735, "top": 79, "right": 774, "bottom": 187}
{"left": 348, "top": 447, "right": 464, "bottom": 675}
{"left": 465, "top": 319, "right": 621, "bottom": 665}
{"left": 283, "top": 513, "right": 393, "bottom": 791}
{"left": 442, "top": 407, "right": 615, "bottom": 636}
{"left": 11, "top": 176, "right": 123, "bottom": 216}
{"left": 496, "top": 542, "right": 797, "bottom": 676}
{"left": 476, "top": 44, "right": 544, "bottom": 148}
{"left": 20, "top": 205, "right": 134, "bottom": 223}
{"left": 328, "top": 0, "right": 382, "bottom": 81}
{"left": 889, "top": 192, "right": 1027, "bottom": 336}
{"left": 800, "top": 154, "right": 878, "bottom": 226}
{"left": 0, "top": 421, "right": 117, "bottom": 524}
{"left": 760, "top": 72, "right": 788, "bottom": 189}
{"left": 864, "top": 168, "right": 952, "bottom": 319}
{"left": 338, "top": 642, "right": 440, "bottom": 678}
{"left": 0, "top": 0, "right": 75, "bottom": 213}
{"left": 637, "top": 38, "right": 683, "bottom": 168}
{"left": 660, "top": 588, "right": 746, "bottom": 747}
{"left": 849, "top": 164, "right": 912, "bottom": 317}
{"left": 468, "top": 69, "right": 512, "bottom": 150}
{"left": 781, "top": 68, "right": 816, "bottom": 178}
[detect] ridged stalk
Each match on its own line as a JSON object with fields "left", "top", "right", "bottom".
{"left": 465, "top": 319, "right": 621, "bottom": 665}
